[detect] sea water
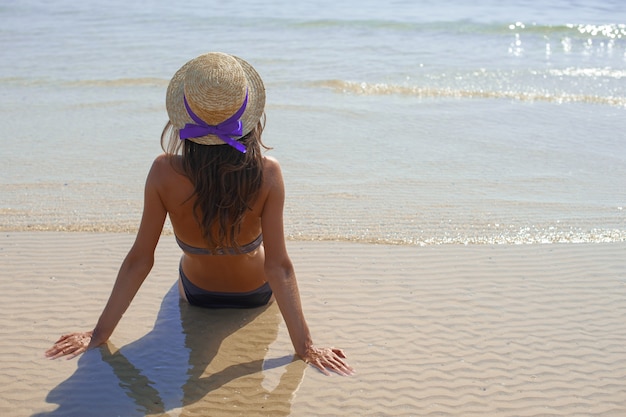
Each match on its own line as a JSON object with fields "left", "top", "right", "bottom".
{"left": 1, "top": 0, "right": 625, "bottom": 244}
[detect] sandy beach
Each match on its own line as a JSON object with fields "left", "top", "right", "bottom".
{"left": 2, "top": 1, "right": 625, "bottom": 416}
{"left": 0, "top": 232, "right": 624, "bottom": 416}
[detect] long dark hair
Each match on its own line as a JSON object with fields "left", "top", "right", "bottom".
{"left": 161, "top": 115, "right": 269, "bottom": 251}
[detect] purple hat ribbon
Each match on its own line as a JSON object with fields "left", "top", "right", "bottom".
{"left": 180, "top": 89, "right": 249, "bottom": 153}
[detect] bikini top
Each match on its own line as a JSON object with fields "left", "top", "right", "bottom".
{"left": 175, "top": 233, "right": 263, "bottom": 256}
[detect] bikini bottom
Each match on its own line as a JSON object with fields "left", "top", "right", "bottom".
{"left": 179, "top": 264, "right": 272, "bottom": 309}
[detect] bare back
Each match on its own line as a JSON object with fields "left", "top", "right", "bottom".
{"left": 148, "top": 153, "right": 282, "bottom": 293}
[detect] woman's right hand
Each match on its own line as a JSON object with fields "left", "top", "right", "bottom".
{"left": 45, "top": 331, "right": 96, "bottom": 360}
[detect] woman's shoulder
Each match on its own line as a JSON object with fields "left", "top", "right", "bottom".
{"left": 150, "top": 153, "right": 183, "bottom": 174}
{"left": 146, "top": 154, "right": 187, "bottom": 187}
{"left": 262, "top": 155, "right": 283, "bottom": 174}
{"left": 153, "top": 152, "right": 180, "bottom": 167}
{"left": 262, "top": 155, "right": 284, "bottom": 184}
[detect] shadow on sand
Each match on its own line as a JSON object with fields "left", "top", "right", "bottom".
{"left": 34, "top": 283, "right": 305, "bottom": 417}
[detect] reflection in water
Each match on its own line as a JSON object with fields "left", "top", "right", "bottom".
{"left": 34, "top": 284, "right": 305, "bottom": 417}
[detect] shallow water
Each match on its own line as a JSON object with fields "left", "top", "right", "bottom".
{"left": 1, "top": 0, "right": 625, "bottom": 244}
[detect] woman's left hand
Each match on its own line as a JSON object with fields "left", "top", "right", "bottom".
{"left": 45, "top": 331, "right": 93, "bottom": 360}
{"left": 302, "top": 346, "right": 355, "bottom": 376}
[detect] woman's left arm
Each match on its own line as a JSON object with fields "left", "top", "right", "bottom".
{"left": 46, "top": 158, "right": 168, "bottom": 359}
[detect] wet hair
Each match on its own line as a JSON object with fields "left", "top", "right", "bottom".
{"left": 161, "top": 114, "right": 269, "bottom": 251}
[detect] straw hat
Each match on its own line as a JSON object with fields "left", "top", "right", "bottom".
{"left": 166, "top": 52, "right": 265, "bottom": 147}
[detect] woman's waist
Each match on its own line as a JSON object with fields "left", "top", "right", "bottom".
{"left": 179, "top": 253, "right": 266, "bottom": 293}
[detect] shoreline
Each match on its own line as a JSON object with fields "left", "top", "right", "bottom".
{"left": 1, "top": 226, "right": 624, "bottom": 246}
{"left": 1, "top": 232, "right": 625, "bottom": 416}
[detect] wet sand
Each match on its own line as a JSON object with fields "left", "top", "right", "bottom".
{"left": 1, "top": 232, "right": 625, "bottom": 416}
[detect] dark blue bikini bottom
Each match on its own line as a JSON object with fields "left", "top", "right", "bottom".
{"left": 179, "top": 264, "right": 272, "bottom": 309}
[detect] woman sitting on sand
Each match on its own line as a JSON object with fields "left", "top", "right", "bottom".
{"left": 45, "top": 52, "right": 353, "bottom": 376}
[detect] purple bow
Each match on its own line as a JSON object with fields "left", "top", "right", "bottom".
{"left": 180, "top": 90, "right": 249, "bottom": 153}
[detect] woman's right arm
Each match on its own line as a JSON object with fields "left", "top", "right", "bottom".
{"left": 45, "top": 157, "right": 168, "bottom": 359}
{"left": 260, "top": 158, "right": 353, "bottom": 376}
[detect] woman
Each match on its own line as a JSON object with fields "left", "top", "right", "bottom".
{"left": 45, "top": 52, "right": 353, "bottom": 376}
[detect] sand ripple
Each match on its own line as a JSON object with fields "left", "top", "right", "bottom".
{"left": 289, "top": 242, "right": 626, "bottom": 416}
{"left": 1, "top": 234, "right": 625, "bottom": 416}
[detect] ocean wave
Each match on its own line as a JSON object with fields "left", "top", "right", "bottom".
{"left": 293, "top": 19, "right": 626, "bottom": 40}
{"left": 287, "top": 228, "right": 626, "bottom": 246}
{"left": 1, "top": 221, "right": 623, "bottom": 245}
{"left": 315, "top": 80, "right": 626, "bottom": 107}
{"left": 0, "top": 77, "right": 168, "bottom": 88}
{"left": 65, "top": 78, "right": 169, "bottom": 87}
{"left": 507, "top": 22, "right": 626, "bottom": 38}
{"left": 545, "top": 67, "right": 626, "bottom": 79}
{"left": 566, "top": 23, "right": 626, "bottom": 39}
